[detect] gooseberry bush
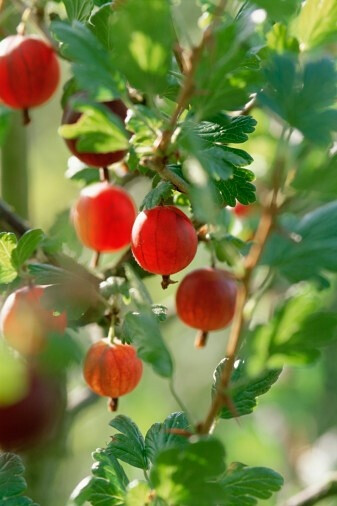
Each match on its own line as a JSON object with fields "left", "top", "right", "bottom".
{"left": 0, "top": 0, "right": 337, "bottom": 505}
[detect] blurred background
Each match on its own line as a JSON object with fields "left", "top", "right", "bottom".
{"left": 1, "top": 48, "right": 337, "bottom": 506}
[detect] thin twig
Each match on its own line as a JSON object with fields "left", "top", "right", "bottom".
{"left": 198, "top": 128, "right": 287, "bottom": 435}
{"left": 285, "top": 473, "right": 337, "bottom": 506}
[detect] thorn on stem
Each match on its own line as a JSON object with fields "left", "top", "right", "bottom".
{"left": 195, "top": 330, "right": 209, "bottom": 348}
{"left": 161, "top": 275, "right": 178, "bottom": 290}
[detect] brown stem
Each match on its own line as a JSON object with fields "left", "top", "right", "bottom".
{"left": 22, "top": 108, "right": 31, "bottom": 125}
{"left": 90, "top": 251, "right": 101, "bottom": 269}
{"left": 99, "top": 166, "right": 110, "bottom": 182}
{"left": 108, "top": 397, "right": 119, "bottom": 412}
{"left": 161, "top": 275, "right": 178, "bottom": 290}
{"left": 195, "top": 330, "right": 209, "bottom": 348}
{"left": 285, "top": 473, "right": 337, "bottom": 506}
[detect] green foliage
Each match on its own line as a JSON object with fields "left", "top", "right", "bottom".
{"left": 90, "top": 4, "right": 114, "bottom": 50}
{"left": 140, "top": 182, "right": 174, "bottom": 210}
{"left": 219, "top": 462, "right": 284, "bottom": 505}
{"left": 292, "top": 0, "right": 337, "bottom": 49}
{"left": 0, "top": 453, "right": 37, "bottom": 505}
{"left": 145, "top": 412, "right": 190, "bottom": 463}
{"left": 63, "top": 0, "right": 93, "bottom": 22}
{"left": 0, "top": 106, "right": 11, "bottom": 147}
{"left": 108, "top": 0, "right": 173, "bottom": 94}
{"left": 59, "top": 98, "right": 129, "bottom": 154}
{"left": 247, "top": 288, "right": 337, "bottom": 373}
{"left": 0, "top": 233, "right": 18, "bottom": 284}
{"left": 122, "top": 310, "right": 173, "bottom": 377}
{"left": 11, "top": 229, "right": 44, "bottom": 271}
{"left": 213, "top": 360, "right": 282, "bottom": 419}
{"left": 264, "top": 201, "right": 337, "bottom": 282}
{"left": 260, "top": 56, "right": 337, "bottom": 145}
{"left": 108, "top": 416, "right": 148, "bottom": 470}
{"left": 0, "top": 344, "right": 27, "bottom": 406}
{"left": 150, "top": 438, "right": 226, "bottom": 505}
{"left": 248, "top": 0, "right": 301, "bottom": 21}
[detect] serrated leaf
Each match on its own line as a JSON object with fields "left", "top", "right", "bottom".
{"left": 212, "top": 360, "right": 281, "bottom": 419}
{"left": 145, "top": 412, "right": 190, "bottom": 463}
{"left": 90, "top": 4, "right": 114, "bottom": 50}
{"left": 109, "top": 0, "right": 173, "bottom": 93}
{"left": 12, "top": 229, "right": 44, "bottom": 270}
{"left": 150, "top": 438, "right": 226, "bottom": 505}
{"left": 63, "top": 0, "right": 94, "bottom": 22}
{"left": 220, "top": 462, "right": 284, "bottom": 505}
{"left": 259, "top": 55, "right": 337, "bottom": 146}
{"left": 194, "top": 115, "right": 257, "bottom": 145}
{"left": 92, "top": 448, "right": 129, "bottom": 490}
{"left": 122, "top": 310, "right": 173, "bottom": 378}
{"left": 292, "top": 0, "right": 337, "bottom": 49}
{"left": 247, "top": 288, "right": 337, "bottom": 373}
{"left": 0, "top": 233, "right": 18, "bottom": 284}
{"left": 71, "top": 476, "right": 125, "bottom": 506}
{"left": 263, "top": 201, "right": 337, "bottom": 282}
{"left": 0, "top": 454, "right": 36, "bottom": 505}
{"left": 141, "top": 182, "right": 174, "bottom": 210}
{"left": 52, "top": 21, "right": 124, "bottom": 97}
{"left": 216, "top": 167, "right": 256, "bottom": 206}
{"left": 108, "top": 416, "right": 148, "bottom": 470}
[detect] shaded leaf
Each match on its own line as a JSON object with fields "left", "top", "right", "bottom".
{"left": 145, "top": 412, "right": 190, "bottom": 463}
{"left": 141, "top": 182, "right": 174, "bottom": 210}
{"left": 0, "top": 453, "right": 36, "bottom": 505}
{"left": 63, "top": 0, "right": 94, "bottom": 22}
{"left": 108, "top": 415, "right": 148, "bottom": 470}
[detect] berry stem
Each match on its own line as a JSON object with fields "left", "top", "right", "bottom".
{"left": 99, "top": 166, "right": 110, "bottom": 182}
{"left": 22, "top": 108, "right": 31, "bottom": 126}
{"left": 90, "top": 251, "right": 101, "bottom": 269}
{"left": 108, "top": 397, "right": 119, "bottom": 412}
{"left": 161, "top": 275, "right": 178, "bottom": 290}
{"left": 195, "top": 330, "right": 209, "bottom": 348}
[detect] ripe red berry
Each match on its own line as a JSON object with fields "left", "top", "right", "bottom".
{"left": 62, "top": 98, "right": 128, "bottom": 167}
{"left": 0, "top": 35, "right": 60, "bottom": 122}
{"left": 176, "top": 268, "right": 237, "bottom": 347}
{"left": 131, "top": 206, "right": 198, "bottom": 278}
{"left": 72, "top": 182, "right": 136, "bottom": 252}
{"left": 0, "top": 371, "right": 63, "bottom": 451}
{"left": 0, "top": 285, "right": 67, "bottom": 355}
{"left": 83, "top": 340, "right": 143, "bottom": 410}
{"left": 233, "top": 202, "right": 253, "bottom": 217}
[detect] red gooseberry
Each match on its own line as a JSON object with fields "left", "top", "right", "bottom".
{"left": 0, "top": 35, "right": 60, "bottom": 123}
{"left": 0, "top": 370, "right": 63, "bottom": 451}
{"left": 176, "top": 268, "right": 237, "bottom": 348}
{"left": 0, "top": 285, "right": 67, "bottom": 355}
{"left": 131, "top": 206, "right": 198, "bottom": 286}
{"left": 72, "top": 182, "right": 136, "bottom": 252}
{"left": 83, "top": 340, "right": 143, "bottom": 411}
{"left": 233, "top": 202, "right": 253, "bottom": 217}
{"left": 61, "top": 98, "right": 128, "bottom": 167}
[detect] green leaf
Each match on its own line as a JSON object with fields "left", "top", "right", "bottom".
{"left": 52, "top": 21, "right": 124, "bottom": 97}
{"left": 292, "top": 0, "right": 337, "bottom": 49}
{"left": 220, "top": 462, "right": 284, "bottom": 505}
{"left": 12, "top": 229, "right": 44, "bottom": 270}
{"left": 263, "top": 201, "right": 337, "bottom": 282}
{"left": 248, "top": 0, "right": 301, "bottom": 21}
{"left": 292, "top": 152, "right": 337, "bottom": 198}
{"left": 194, "top": 115, "right": 257, "bottom": 145}
{"left": 92, "top": 448, "right": 129, "bottom": 490}
{"left": 212, "top": 360, "right": 281, "bottom": 419}
{"left": 71, "top": 476, "right": 125, "bottom": 506}
{"left": 0, "top": 453, "right": 36, "bottom": 505}
{"left": 266, "top": 23, "right": 299, "bottom": 54}
{"left": 216, "top": 167, "right": 256, "bottom": 206}
{"left": 259, "top": 55, "right": 337, "bottom": 146}
{"left": 145, "top": 412, "right": 190, "bottom": 463}
{"left": 108, "top": 415, "right": 148, "bottom": 470}
{"left": 151, "top": 304, "right": 167, "bottom": 322}
{"left": 90, "top": 4, "right": 114, "bottom": 50}
{"left": 109, "top": 0, "right": 173, "bottom": 93}
{"left": 63, "top": 0, "right": 94, "bottom": 22}
{"left": 141, "top": 182, "right": 174, "bottom": 210}
{"left": 0, "top": 233, "right": 18, "bottom": 284}
{"left": 151, "top": 438, "right": 226, "bottom": 505}
{"left": 59, "top": 99, "right": 129, "bottom": 154}
{"left": 247, "top": 288, "right": 337, "bottom": 373}
{"left": 122, "top": 310, "right": 173, "bottom": 378}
